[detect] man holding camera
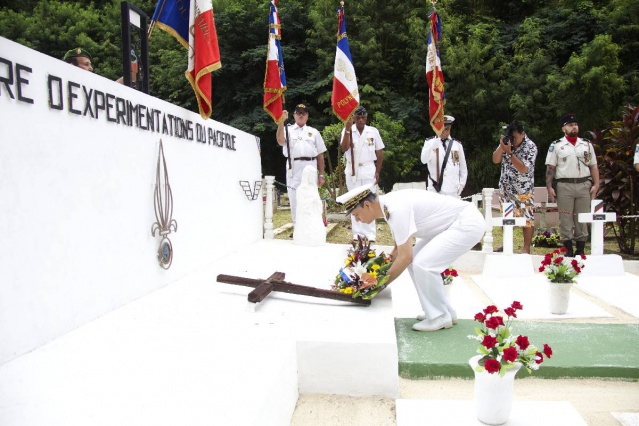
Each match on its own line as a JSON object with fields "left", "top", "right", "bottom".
{"left": 492, "top": 122, "right": 538, "bottom": 253}
{"left": 545, "top": 113, "right": 599, "bottom": 257}
{"left": 421, "top": 115, "right": 467, "bottom": 198}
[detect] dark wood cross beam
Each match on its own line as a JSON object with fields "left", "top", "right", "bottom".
{"left": 216, "top": 272, "right": 371, "bottom": 306}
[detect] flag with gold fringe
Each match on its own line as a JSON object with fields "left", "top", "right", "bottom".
{"left": 151, "top": 0, "right": 221, "bottom": 119}
{"left": 263, "top": 0, "right": 287, "bottom": 124}
{"left": 331, "top": 2, "right": 359, "bottom": 123}
{"left": 426, "top": 8, "right": 446, "bottom": 136}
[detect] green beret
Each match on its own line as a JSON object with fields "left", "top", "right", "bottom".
{"left": 63, "top": 48, "right": 92, "bottom": 61}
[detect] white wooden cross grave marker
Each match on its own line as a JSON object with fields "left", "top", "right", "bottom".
{"left": 578, "top": 199, "right": 616, "bottom": 256}
{"left": 492, "top": 202, "right": 526, "bottom": 255}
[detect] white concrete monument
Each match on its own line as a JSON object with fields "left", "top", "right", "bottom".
{"left": 293, "top": 166, "right": 326, "bottom": 246}
{"left": 578, "top": 199, "right": 624, "bottom": 276}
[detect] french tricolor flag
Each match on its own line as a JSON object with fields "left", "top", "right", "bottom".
{"left": 426, "top": 9, "right": 446, "bottom": 136}
{"left": 263, "top": 0, "right": 287, "bottom": 124}
{"left": 331, "top": 4, "right": 359, "bottom": 123}
{"left": 185, "top": 0, "right": 221, "bottom": 120}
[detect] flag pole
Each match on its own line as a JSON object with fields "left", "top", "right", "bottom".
{"left": 147, "top": 0, "right": 167, "bottom": 39}
{"left": 284, "top": 103, "right": 292, "bottom": 176}
{"left": 341, "top": 1, "right": 356, "bottom": 178}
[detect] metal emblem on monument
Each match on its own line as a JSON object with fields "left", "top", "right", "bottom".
{"left": 239, "top": 180, "right": 262, "bottom": 201}
{"left": 151, "top": 140, "right": 178, "bottom": 269}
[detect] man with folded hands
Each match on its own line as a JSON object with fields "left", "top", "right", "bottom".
{"left": 276, "top": 104, "right": 327, "bottom": 228}
{"left": 545, "top": 113, "right": 599, "bottom": 257}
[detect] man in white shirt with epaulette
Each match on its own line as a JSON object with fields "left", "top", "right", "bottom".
{"left": 634, "top": 144, "right": 639, "bottom": 172}
{"left": 276, "top": 104, "right": 327, "bottom": 228}
{"left": 421, "top": 115, "right": 467, "bottom": 198}
{"left": 336, "top": 184, "right": 485, "bottom": 331}
{"left": 545, "top": 113, "right": 600, "bottom": 257}
{"left": 340, "top": 105, "right": 385, "bottom": 242}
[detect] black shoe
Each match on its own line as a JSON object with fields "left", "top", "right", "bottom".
{"left": 563, "top": 240, "right": 574, "bottom": 257}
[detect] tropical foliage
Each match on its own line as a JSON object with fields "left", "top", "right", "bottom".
{"left": 1, "top": 0, "right": 638, "bottom": 197}
{"left": 592, "top": 105, "right": 639, "bottom": 254}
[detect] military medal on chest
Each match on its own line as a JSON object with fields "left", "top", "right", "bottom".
{"left": 452, "top": 150, "right": 459, "bottom": 164}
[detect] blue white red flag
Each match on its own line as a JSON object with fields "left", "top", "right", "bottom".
{"left": 263, "top": 0, "right": 287, "bottom": 124}
{"left": 151, "top": 0, "right": 221, "bottom": 119}
{"left": 426, "top": 9, "right": 446, "bottom": 136}
{"left": 331, "top": 4, "right": 359, "bottom": 123}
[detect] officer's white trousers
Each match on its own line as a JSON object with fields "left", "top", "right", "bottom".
{"left": 407, "top": 204, "right": 486, "bottom": 319}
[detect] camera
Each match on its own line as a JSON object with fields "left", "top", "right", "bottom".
{"left": 502, "top": 134, "right": 513, "bottom": 145}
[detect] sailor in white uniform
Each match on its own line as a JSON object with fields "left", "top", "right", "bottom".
{"left": 340, "top": 105, "right": 385, "bottom": 241}
{"left": 337, "top": 184, "right": 485, "bottom": 331}
{"left": 421, "top": 115, "right": 467, "bottom": 198}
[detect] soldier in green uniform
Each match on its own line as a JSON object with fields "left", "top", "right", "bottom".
{"left": 545, "top": 113, "right": 600, "bottom": 257}
{"left": 63, "top": 48, "right": 93, "bottom": 72}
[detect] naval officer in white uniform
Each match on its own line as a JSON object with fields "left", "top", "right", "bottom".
{"left": 421, "top": 115, "right": 467, "bottom": 198}
{"left": 337, "top": 184, "right": 485, "bottom": 331}
{"left": 340, "top": 106, "right": 385, "bottom": 242}
{"left": 276, "top": 104, "right": 327, "bottom": 227}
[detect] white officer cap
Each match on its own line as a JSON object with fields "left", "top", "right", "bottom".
{"left": 444, "top": 115, "right": 455, "bottom": 126}
{"left": 336, "top": 183, "right": 374, "bottom": 213}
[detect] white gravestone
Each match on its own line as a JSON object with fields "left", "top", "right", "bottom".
{"left": 578, "top": 199, "right": 624, "bottom": 276}
{"left": 492, "top": 202, "right": 526, "bottom": 256}
{"left": 483, "top": 202, "right": 534, "bottom": 277}
{"left": 293, "top": 165, "right": 326, "bottom": 246}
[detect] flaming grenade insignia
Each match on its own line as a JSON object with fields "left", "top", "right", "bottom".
{"left": 151, "top": 140, "right": 178, "bottom": 269}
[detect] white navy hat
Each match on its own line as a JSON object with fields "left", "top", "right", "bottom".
{"left": 444, "top": 115, "right": 455, "bottom": 126}
{"left": 336, "top": 183, "right": 374, "bottom": 213}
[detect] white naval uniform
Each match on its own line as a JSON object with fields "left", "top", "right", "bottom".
{"left": 379, "top": 190, "right": 485, "bottom": 320}
{"left": 634, "top": 144, "right": 639, "bottom": 167}
{"left": 421, "top": 136, "right": 467, "bottom": 198}
{"left": 283, "top": 124, "right": 327, "bottom": 224}
{"left": 341, "top": 124, "right": 385, "bottom": 240}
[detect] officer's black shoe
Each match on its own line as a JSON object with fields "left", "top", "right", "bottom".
{"left": 563, "top": 240, "right": 574, "bottom": 257}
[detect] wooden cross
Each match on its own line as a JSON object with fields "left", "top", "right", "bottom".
{"left": 578, "top": 199, "right": 616, "bottom": 256}
{"left": 492, "top": 202, "right": 526, "bottom": 255}
{"left": 216, "top": 272, "right": 371, "bottom": 306}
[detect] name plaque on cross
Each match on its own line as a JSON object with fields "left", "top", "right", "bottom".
{"left": 578, "top": 199, "right": 616, "bottom": 256}
{"left": 492, "top": 202, "right": 526, "bottom": 255}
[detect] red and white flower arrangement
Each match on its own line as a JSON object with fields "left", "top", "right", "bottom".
{"left": 539, "top": 248, "right": 586, "bottom": 283}
{"left": 441, "top": 266, "right": 458, "bottom": 285}
{"left": 469, "top": 301, "right": 553, "bottom": 376}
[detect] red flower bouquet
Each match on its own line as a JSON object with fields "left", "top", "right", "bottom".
{"left": 469, "top": 301, "right": 553, "bottom": 376}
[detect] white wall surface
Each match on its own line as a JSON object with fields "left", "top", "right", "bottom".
{"left": 0, "top": 37, "right": 263, "bottom": 365}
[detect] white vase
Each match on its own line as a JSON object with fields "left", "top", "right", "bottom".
{"left": 548, "top": 282, "right": 573, "bottom": 314}
{"left": 443, "top": 282, "right": 453, "bottom": 300}
{"left": 469, "top": 355, "right": 522, "bottom": 425}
